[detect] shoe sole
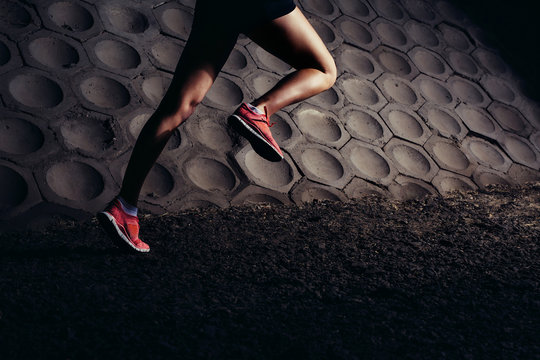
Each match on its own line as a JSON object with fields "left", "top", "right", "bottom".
{"left": 228, "top": 115, "right": 283, "bottom": 162}
{"left": 97, "top": 211, "right": 150, "bottom": 253}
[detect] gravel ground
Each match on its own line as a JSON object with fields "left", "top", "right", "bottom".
{"left": 0, "top": 184, "right": 539, "bottom": 359}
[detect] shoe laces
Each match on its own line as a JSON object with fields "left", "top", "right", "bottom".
{"left": 253, "top": 106, "right": 276, "bottom": 127}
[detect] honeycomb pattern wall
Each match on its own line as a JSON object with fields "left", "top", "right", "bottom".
{"left": 1, "top": 0, "right": 540, "bottom": 228}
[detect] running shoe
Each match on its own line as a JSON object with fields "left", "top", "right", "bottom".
{"left": 228, "top": 103, "right": 284, "bottom": 162}
{"left": 97, "top": 199, "right": 150, "bottom": 253}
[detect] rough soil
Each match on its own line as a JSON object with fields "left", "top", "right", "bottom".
{"left": 0, "top": 184, "right": 539, "bottom": 359}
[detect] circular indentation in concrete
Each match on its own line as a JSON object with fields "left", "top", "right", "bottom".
{"left": 440, "top": 177, "right": 474, "bottom": 192}
{"left": 382, "top": 77, "right": 417, "bottom": 105}
{"left": 350, "top": 146, "right": 390, "bottom": 178}
{"left": 432, "top": 142, "right": 470, "bottom": 170}
{"left": 448, "top": 51, "right": 478, "bottom": 76}
{"left": 251, "top": 73, "right": 279, "bottom": 95}
{"left": 94, "top": 39, "right": 140, "bottom": 70}
{"left": 0, "top": 166, "right": 27, "bottom": 212}
{"left": 459, "top": 107, "right": 495, "bottom": 134}
{"left": 387, "top": 110, "right": 423, "bottom": 139}
{"left": 60, "top": 118, "right": 114, "bottom": 154}
{"left": 490, "top": 104, "right": 526, "bottom": 133}
{"left": 226, "top": 48, "right": 248, "bottom": 71}
{"left": 412, "top": 49, "right": 445, "bottom": 75}
{"left": 402, "top": 0, "right": 436, "bottom": 21}
{"left": 300, "top": 187, "right": 341, "bottom": 202}
{"left": 483, "top": 77, "right": 515, "bottom": 103}
{"left": 372, "top": 0, "right": 404, "bottom": 20}
{"left": 46, "top": 161, "right": 104, "bottom": 201}
{"left": 301, "top": 148, "right": 344, "bottom": 182}
{"left": 377, "top": 50, "right": 411, "bottom": 77}
{"left": 339, "top": 19, "right": 373, "bottom": 46}
{"left": 474, "top": 49, "right": 506, "bottom": 75}
{"left": 48, "top": 2, "right": 94, "bottom": 32}
{"left": 400, "top": 183, "right": 431, "bottom": 198}
{"left": 1, "top": 1, "right": 31, "bottom": 29}
{"left": 310, "top": 87, "right": 340, "bottom": 107}
{"left": 468, "top": 140, "right": 505, "bottom": 167}
{"left": 0, "top": 118, "right": 44, "bottom": 155}
{"left": 251, "top": 46, "right": 290, "bottom": 73}
{"left": 141, "top": 163, "right": 174, "bottom": 197}
{"left": 129, "top": 112, "right": 150, "bottom": 138}
{"left": 441, "top": 25, "right": 470, "bottom": 51}
{"left": 503, "top": 136, "right": 537, "bottom": 164}
{"left": 530, "top": 133, "right": 540, "bottom": 152}
{"left": 270, "top": 114, "right": 293, "bottom": 143}
{"left": 245, "top": 150, "right": 293, "bottom": 187}
{"left": 186, "top": 158, "right": 235, "bottom": 191}
{"left": 105, "top": 6, "right": 148, "bottom": 34}
{"left": 0, "top": 40, "right": 10, "bottom": 65}
{"left": 151, "top": 39, "right": 183, "bottom": 70}
{"left": 28, "top": 37, "right": 79, "bottom": 69}
{"left": 9, "top": 74, "right": 63, "bottom": 108}
{"left": 206, "top": 77, "right": 242, "bottom": 107}
{"left": 452, "top": 79, "right": 485, "bottom": 104}
{"left": 303, "top": 0, "right": 334, "bottom": 15}
{"left": 427, "top": 108, "right": 461, "bottom": 136}
{"left": 392, "top": 144, "right": 431, "bottom": 176}
{"left": 477, "top": 172, "right": 510, "bottom": 187}
{"left": 142, "top": 75, "right": 170, "bottom": 105}
{"left": 406, "top": 21, "right": 439, "bottom": 47}
{"left": 345, "top": 109, "right": 384, "bottom": 141}
{"left": 194, "top": 117, "right": 232, "bottom": 151}
{"left": 375, "top": 22, "right": 407, "bottom": 46}
{"left": 162, "top": 8, "right": 193, "bottom": 39}
{"left": 80, "top": 76, "right": 130, "bottom": 109}
{"left": 340, "top": 47, "right": 375, "bottom": 76}
{"left": 342, "top": 78, "right": 379, "bottom": 105}
{"left": 296, "top": 108, "right": 342, "bottom": 143}
{"left": 418, "top": 78, "right": 452, "bottom": 105}
{"left": 310, "top": 18, "right": 337, "bottom": 45}
{"left": 335, "top": 0, "right": 370, "bottom": 18}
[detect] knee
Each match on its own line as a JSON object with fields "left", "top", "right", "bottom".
{"left": 322, "top": 57, "right": 337, "bottom": 90}
{"left": 157, "top": 96, "right": 202, "bottom": 130}
{"left": 312, "top": 54, "right": 336, "bottom": 91}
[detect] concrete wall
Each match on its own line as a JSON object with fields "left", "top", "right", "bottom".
{"left": 1, "top": 0, "right": 539, "bottom": 229}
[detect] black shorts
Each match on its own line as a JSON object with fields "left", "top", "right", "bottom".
{"left": 193, "top": 0, "right": 296, "bottom": 35}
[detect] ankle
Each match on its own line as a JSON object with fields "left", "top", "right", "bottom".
{"left": 117, "top": 196, "right": 138, "bottom": 217}
{"left": 246, "top": 102, "right": 265, "bottom": 115}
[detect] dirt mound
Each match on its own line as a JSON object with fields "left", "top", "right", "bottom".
{"left": 1, "top": 184, "right": 539, "bottom": 358}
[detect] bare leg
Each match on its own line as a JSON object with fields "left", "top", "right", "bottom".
{"left": 247, "top": 7, "right": 337, "bottom": 117}
{"left": 118, "top": 29, "right": 238, "bottom": 206}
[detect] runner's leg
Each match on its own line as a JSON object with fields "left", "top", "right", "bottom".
{"left": 247, "top": 7, "right": 337, "bottom": 117}
{"left": 118, "top": 21, "right": 238, "bottom": 206}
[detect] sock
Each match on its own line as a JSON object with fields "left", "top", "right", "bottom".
{"left": 117, "top": 196, "right": 138, "bottom": 217}
{"left": 247, "top": 103, "right": 264, "bottom": 115}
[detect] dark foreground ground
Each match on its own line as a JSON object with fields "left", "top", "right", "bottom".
{"left": 0, "top": 184, "right": 539, "bottom": 359}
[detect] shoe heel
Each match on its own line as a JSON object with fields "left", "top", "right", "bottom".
{"left": 228, "top": 115, "right": 283, "bottom": 162}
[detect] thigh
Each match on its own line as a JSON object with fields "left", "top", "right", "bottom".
{"left": 246, "top": 7, "right": 335, "bottom": 73}
{"left": 162, "top": 2, "right": 239, "bottom": 105}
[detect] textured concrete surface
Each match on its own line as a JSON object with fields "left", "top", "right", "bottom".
{"left": 1, "top": 0, "right": 539, "bottom": 229}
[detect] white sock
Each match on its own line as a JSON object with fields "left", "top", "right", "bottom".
{"left": 117, "top": 196, "right": 138, "bottom": 217}
{"left": 247, "top": 103, "right": 264, "bottom": 115}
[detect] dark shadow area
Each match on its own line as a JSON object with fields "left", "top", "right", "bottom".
{"left": 450, "top": 0, "right": 540, "bottom": 100}
{"left": 0, "top": 184, "right": 538, "bottom": 359}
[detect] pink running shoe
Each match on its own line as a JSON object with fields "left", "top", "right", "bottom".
{"left": 228, "top": 103, "right": 284, "bottom": 162}
{"left": 97, "top": 199, "right": 150, "bottom": 253}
